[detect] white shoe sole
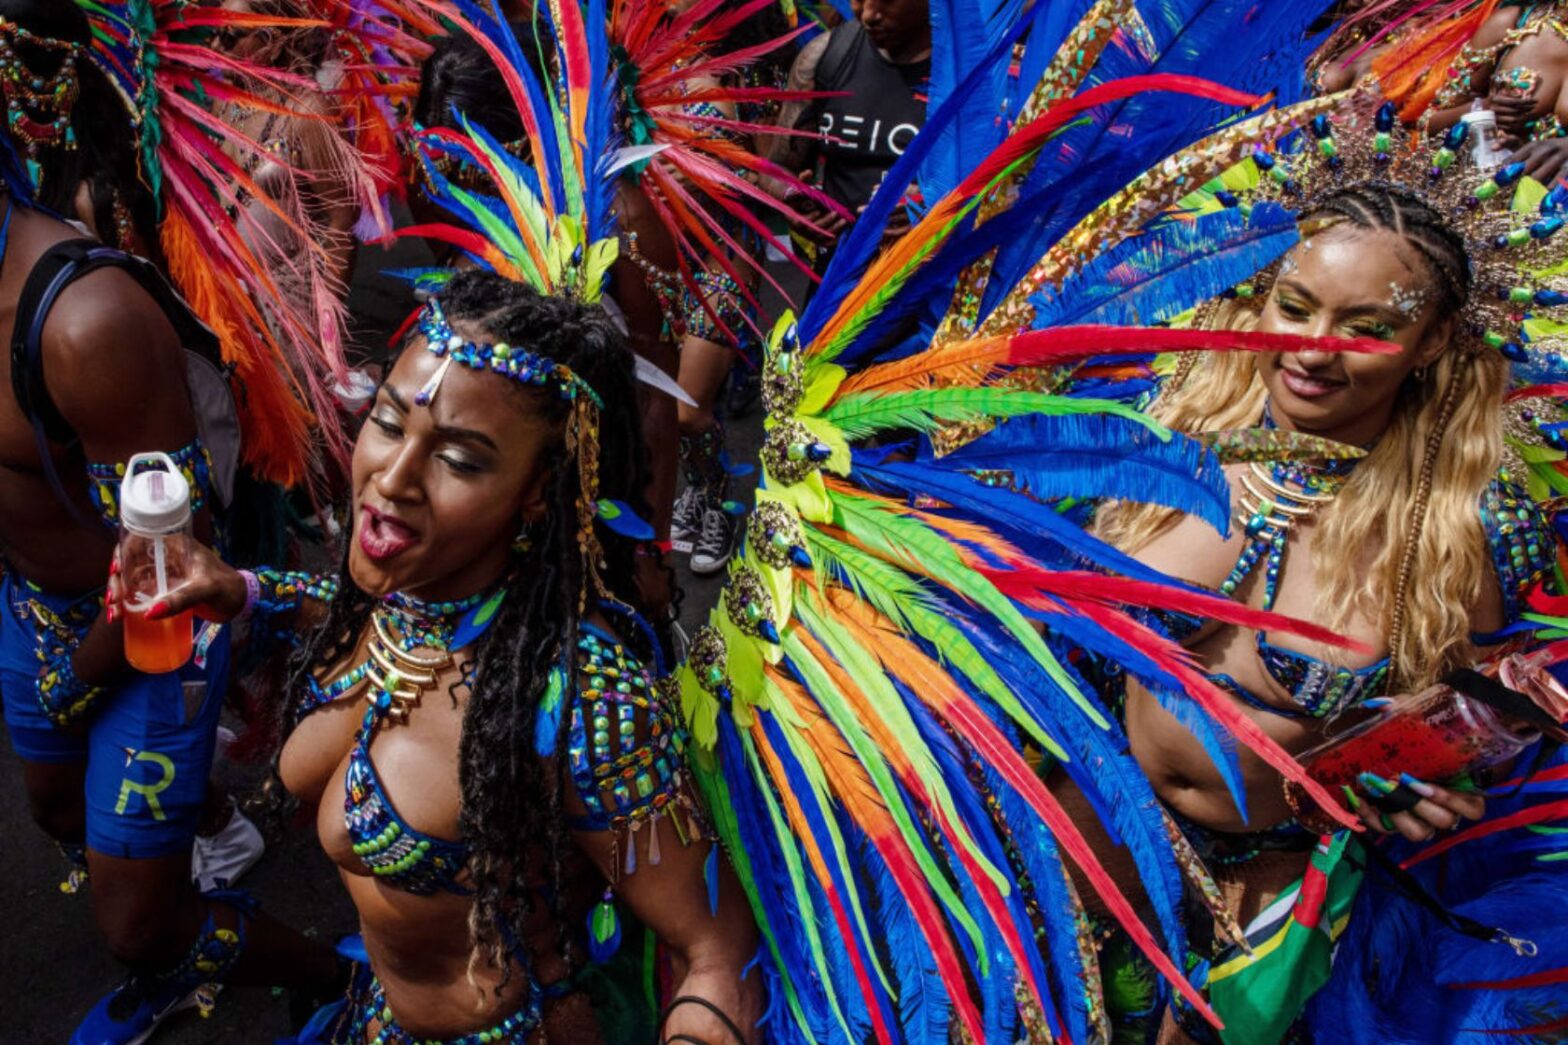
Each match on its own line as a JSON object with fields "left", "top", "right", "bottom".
{"left": 125, "top": 986, "right": 208, "bottom": 1045}
{"left": 689, "top": 552, "right": 732, "bottom": 576}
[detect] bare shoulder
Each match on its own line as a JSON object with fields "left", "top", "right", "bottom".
{"left": 40, "top": 266, "right": 184, "bottom": 427}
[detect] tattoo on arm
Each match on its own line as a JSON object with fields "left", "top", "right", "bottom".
{"left": 761, "top": 33, "right": 830, "bottom": 173}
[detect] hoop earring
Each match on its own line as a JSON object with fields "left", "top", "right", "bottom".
{"left": 1413, "top": 365, "right": 1428, "bottom": 382}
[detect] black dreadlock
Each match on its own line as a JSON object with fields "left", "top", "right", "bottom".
{"left": 279, "top": 269, "right": 652, "bottom": 987}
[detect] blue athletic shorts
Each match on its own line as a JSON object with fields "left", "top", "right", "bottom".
{"left": 0, "top": 574, "right": 231, "bottom": 859}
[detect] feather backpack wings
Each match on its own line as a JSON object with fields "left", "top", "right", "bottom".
{"left": 673, "top": 2, "right": 1409, "bottom": 1042}
{"left": 77, "top": 0, "right": 362, "bottom": 486}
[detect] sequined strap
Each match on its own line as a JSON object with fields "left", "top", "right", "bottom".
{"left": 9, "top": 580, "right": 107, "bottom": 727}
{"left": 567, "top": 623, "right": 708, "bottom": 878}
{"left": 1480, "top": 478, "right": 1556, "bottom": 624}
{"left": 679, "top": 269, "right": 756, "bottom": 351}
{"left": 251, "top": 569, "right": 339, "bottom": 660}
{"left": 87, "top": 438, "right": 215, "bottom": 528}
{"left": 345, "top": 966, "right": 542, "bottom": 1044}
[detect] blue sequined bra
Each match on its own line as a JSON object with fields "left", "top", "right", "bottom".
{"left": 1153, "top": 477, "right": 1554, "bottom": 720}
{"left": 297, "top": 591, "right": 695, "bottom": 897}
{"left": 343, "top": 716, "right": 473, "bottom": 895}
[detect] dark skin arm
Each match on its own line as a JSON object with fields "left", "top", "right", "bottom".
{"left": 44, "top": 267, "right": 207, "bottom": 690}
{"left": 757, "top": 33, "right": 831, "bottom": 206}
{"left": 611, "top": 184, "right": 681, "bottom": 618}
{"left": 569, "top": 799, "right": 762, "bottom": 1044}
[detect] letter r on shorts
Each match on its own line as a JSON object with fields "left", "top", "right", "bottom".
{"left": 115, "top": 749, "right": 175, "bottom": 821}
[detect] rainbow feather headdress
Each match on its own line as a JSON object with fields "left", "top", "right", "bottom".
{"left": 401, "top": 0, "right": 625, "bottom": 303}
{"left": 669, "top": 1, "right": 1426, "bottom": 1040}
{"left": 405, "top": 0, "right": 834, "bottom": 325}
{"left": 75, "top": 0, "right": 365, "bottom": 486}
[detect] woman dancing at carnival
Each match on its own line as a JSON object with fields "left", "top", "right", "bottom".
{"left": 1089, "top": 106, "right": 1567, "bottom": 1039}
{"left": 135, "top": 267, "right": 765, "bottom": 1043}
{"left": 113, "top": 2, "right": 804, "bottom": 1040}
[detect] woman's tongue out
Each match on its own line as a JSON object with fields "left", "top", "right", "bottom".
{"left": 359, "top": 505, "right": 420, "bottom": 562}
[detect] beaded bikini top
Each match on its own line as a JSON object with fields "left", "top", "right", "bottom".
{"left": 1157, "top": 473, "right": 1555, "bottom": 721}
{"left": 298, "top": 591, "right": 698, "bottom": 897}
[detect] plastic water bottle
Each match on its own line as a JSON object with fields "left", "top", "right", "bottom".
{"left": 119, "top": 452, "right": 194, "bottom": 673}
{"left": 1462, "top": 109, "right": 1510, "bottom": 171}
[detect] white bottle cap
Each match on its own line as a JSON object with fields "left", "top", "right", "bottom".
{"left": 1462, "top": 108, "right": 1498, "bottom": 132}
{"left": 120, "top": 452, "right": 192, "bottom": 534}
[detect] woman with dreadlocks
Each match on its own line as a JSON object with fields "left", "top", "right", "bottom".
{"left": 124, "top": 269, "right": 763, "bottom": 1043}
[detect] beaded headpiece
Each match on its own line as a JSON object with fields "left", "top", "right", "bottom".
{"left": 412, "top": 296, "right": 648, "bottom": 612}
{"left": 1196, "top": 89, "right": 1568, "bottom": 686}
{"left": 414, "top": 298, "right": 601, "bottom": 408}
{"left": 1214, "top": 94, "right": 1568, "bottom": 366}
{"left": 0, "top": 19, "right": 82, "bottom": 160}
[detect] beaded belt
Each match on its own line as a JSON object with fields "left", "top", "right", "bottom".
{"left": 343, "top": 967, "right": 543, "bottom": 1045}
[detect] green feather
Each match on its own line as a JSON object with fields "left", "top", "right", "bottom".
{"left": 685, "top": 750, "right": 817, "bottom": 1035}
{"left": 447, "top": 180, "right": 541, "bottom": 287}
{"left": 830, "top": 489, "right": 1109, "bottom": 734}
{"left": 782, "top": 629, "right": 986, "bottom": 954}
{"left": 766, "top": 675, "right": 898, "bottom": 998}
{"left": 821, "top": 388, "right": 1165, "bottom": 441}
{"left": 741, "top": 726, "right": 861, "bottom": 1042}
{"left": 798, "top": 591, "right": 1010, "bottom": 903}
{"left": 804, "top": 527, "right": 1070, "bottom": 760}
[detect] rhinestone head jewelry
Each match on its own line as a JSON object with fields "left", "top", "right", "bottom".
{"left": 412, "top": 297, "right": 603, "bottom": 409}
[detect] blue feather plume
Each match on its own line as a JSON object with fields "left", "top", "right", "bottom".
{"left": 930, "top": 413, "right": 1232, "bottom": 534}
{"left": 1030, "top": 202, "right": 1300, "bottom": 329}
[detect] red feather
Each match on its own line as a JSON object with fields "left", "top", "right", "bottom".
{"left": 976, "top": 565, "right": 1374, "bottom": 655}
{"left": 826, "top": 590, "right": 1224, "bottom": 1030}
{"left": 1066, "top": 600, "right": 1362, "bottom": 832}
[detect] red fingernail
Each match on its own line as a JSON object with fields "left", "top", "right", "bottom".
{"left": 109, "top": 559, "right": 119, "bottom": 576}
{"left": 106, "top": 606, "right": 115, "bottom": 624}
{"left": 149, "top": 601, "right": 167, "bottom": 618}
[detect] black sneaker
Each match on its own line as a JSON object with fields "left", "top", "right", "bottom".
{"left": 690, "top": 503, "right": 742, "bottom": 575}
{"left": 727, "top": 367, "right": 761, "bottom": 418}
{"left": 670, "top": 485, "right": 702, "bottom": 555}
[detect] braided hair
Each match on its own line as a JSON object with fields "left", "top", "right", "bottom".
{"left": 1301, "top": 184, "right": 1472, "bottom": 317}
{"left": 281, "top": 270, "right": 653, "bottom": 986}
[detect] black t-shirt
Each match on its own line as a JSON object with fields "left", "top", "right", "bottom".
{"left": 808, "top": 22, "right": 930, "bottom": 213}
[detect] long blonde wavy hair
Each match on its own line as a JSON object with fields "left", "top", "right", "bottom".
{"left": 1098, "top": 187, "right": 1509, "bottom": 690}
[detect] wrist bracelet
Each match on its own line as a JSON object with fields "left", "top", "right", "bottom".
{"left": 238, "top": 569, "right": 260, "bottom": 621}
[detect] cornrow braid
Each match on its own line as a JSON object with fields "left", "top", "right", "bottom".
{"left": 1304, "top": 184, "right": 1472, "bottom": 318}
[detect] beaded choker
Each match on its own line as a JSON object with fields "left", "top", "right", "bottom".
{"left": 414, "top": 297, "right": 601, "bottom": 409}
{"left": 313, "top": 588, "right": 505, "bottom": 725}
